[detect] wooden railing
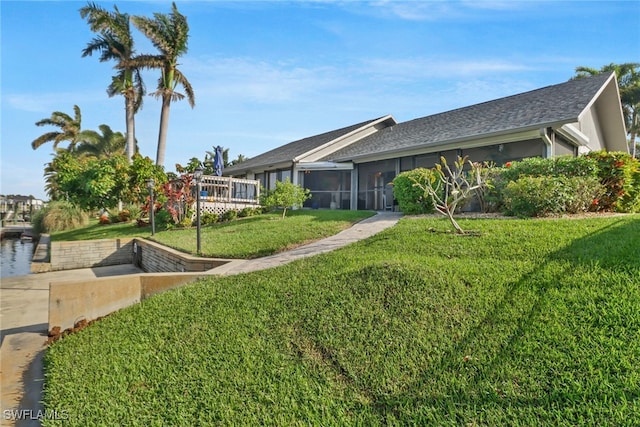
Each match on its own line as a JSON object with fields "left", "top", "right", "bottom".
{"left": 198, "top": 175, "right": 260, "bottom": 205}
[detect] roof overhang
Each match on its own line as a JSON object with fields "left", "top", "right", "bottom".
{"left": 332, "top": 127, "right": 545, "bottom": 164}
{"left": 578, "top": 72, "right": 628, "bottom": 152}
{"left": 557, "top": 124, "right": 590, "bottom": 146}
{"left": 293, "top": 115, "right": 396, "bottom": 163}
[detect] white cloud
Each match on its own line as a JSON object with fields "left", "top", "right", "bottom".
{"left": 183, "top": 56, "right": 348, "bottom": 103}
{"left": 4, "top": 90, "right": 110, "bottom": 114}
{"left": 360, "top": 57, "right": 534, "bottom": 82}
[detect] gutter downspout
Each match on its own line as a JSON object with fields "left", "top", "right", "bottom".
{"left": 540, "top": 127, "right": 553, "bottom": 158}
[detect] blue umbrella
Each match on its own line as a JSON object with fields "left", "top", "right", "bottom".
{"left": 214, "top": 145, "right": 224, "bottom": 176}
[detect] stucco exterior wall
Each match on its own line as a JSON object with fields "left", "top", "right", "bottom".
{"left": 578, "top": 109, "right": 606, "bottom": 151}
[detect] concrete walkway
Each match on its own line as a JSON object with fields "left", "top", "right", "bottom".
{"left": 0, "top": 212, "right": 401, "bottom": 426}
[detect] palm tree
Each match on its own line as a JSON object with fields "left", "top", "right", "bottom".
{"left": 574, "top": 63, "right": 640, "bottom": 157}
{"left": 231, "top": 153, "right": 249, "bottom": 166}
{"left": 80, "top": 2, "right": 145, "bottom": 164}
{"left": 130, "top": 2, "right": 195, "bottom": 167}
{"left": 75, "top": 124, "right": 130, "bottom": 159}
{"left": 31, "top": 105, "right": 88, "bottom": 151}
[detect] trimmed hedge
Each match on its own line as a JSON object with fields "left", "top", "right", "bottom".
{"left": 392, "top": 168, "right": 438, "bottom": 214}
{"left": 584, "top": 151, "right": 640, "bottom": 212}
{"left": 489, "top": 152, "right": 639, "bottom": 216}
{"left": 503, "top": 175, "right": 604, "bottom": 217}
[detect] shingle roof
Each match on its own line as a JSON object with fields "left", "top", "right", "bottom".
{"left": 224, "top": 117, "right": 384, "bottom": 174}
{"left": 324, "top": 72, "right": 613, "bottom": 162}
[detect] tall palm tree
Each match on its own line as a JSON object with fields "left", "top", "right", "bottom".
{"left": 80, "top": 2, "right": 145, "bottom": 164}
{"left": 574, "top": 63, "right": 640, "bottom": 157}
{"left": 130, "top": 2, "right": 195, "bottom": 167}
{"left": 31, "top": 105, "right": 88, "bottom": 151}
{"left": 75, "top": 124, "right": 130, "bottom": 159}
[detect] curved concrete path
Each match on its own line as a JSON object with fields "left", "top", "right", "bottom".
{"left": 0, "top": 212, "right": 401, "bottom": 426}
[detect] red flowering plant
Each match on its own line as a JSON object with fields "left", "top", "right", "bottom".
{"left": 585, "top": 151, "right": 640, "bottom": 212}
{"left": 159, "top": 173, "right": 196, "bottom": 226}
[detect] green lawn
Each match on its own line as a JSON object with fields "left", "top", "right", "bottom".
{"left": 43, "top": 215, "right": 640, "bottom": 426}
{"left": 51, "top": 209, "right": 374, "bottom": 258}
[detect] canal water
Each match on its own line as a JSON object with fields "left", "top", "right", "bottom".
{"left": 0, "top": 238, "right": 34, "bottom": 278}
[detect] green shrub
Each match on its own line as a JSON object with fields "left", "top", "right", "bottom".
{"left": 489, "top": 156, "right": 604, "bottom": 214}
{"left": 32, "top": 201, "right": 89, "bottom": 234}
{"left": 392, "top": 168, "right": 438, "bottom": 214}
{"left": 179, "top": 217, "right": 193, "bottom": 228}
{"left": 154, "top": 209, "right": 174, "bottom": 230}
{"left": 584, "top": 151, "right": 640, "bottom": 212}
{"left": 499, "top": 156, "right": 599, "bottom": 182}
{"left": 238, "top": 207, "right": 257, "bottom": 218}
{"left": 201, "top": 212, "right": 219, "bottom": 225}
{"left": 221, "top": 209, "right": 238, "bottom": 222}
{"left": 503, "top": 175, "right": 604, "bottom": 217}
{"left": 124, "top": 204, "right": 142, "bottom": 221}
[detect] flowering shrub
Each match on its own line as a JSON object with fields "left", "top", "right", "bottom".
{"left": 118, "top": 209, "right": 131, "bottom": 222}
{"left": 99, "top": 212, "right": 111, "bottom": 224}
{"left": 584, "top": 151, "right": 640, "bottom": 212}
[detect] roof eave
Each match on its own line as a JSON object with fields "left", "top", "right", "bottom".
{"left": 331, "top": 122, "right": 578, "bottom": 163}
{"left": 292, "top": 115, "right": 396, "bottom": 162}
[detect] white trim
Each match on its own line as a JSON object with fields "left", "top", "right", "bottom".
{"left": 557, "top": 124, "right": 590, "bottom": 146}
{"left": 293, "top": 115, "right": 396, "bottom": 162}
{"left": 296, "top": 162, "right": 354, "bottom": 170}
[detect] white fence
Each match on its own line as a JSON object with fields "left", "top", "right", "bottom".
{"left": 196, "top": 175, "right": 261, "bottom": 216}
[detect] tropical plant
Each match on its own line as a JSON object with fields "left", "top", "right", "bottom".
{"left": 80, "top": 2, "right": 145, "bottom": 164}
{"left": 573, "top": 63, "right": 640, "bottom": 157}
{"left": 410, "top": 156, "right": 487, "bottom": 234}
{"left": 32, "top": 200, "right": 89, "bottom": 234}
{"left": 230, "top": 153, "right": 249, "bottom": 166}
{"left": 262, "top": 178, "right": 311, "bottom": 218}
{"left": 125, "top": 154, "right": 167, "bottom": 206}
{"left": 51, "top": 152, "right": 130, "bottom": 211}
{"left": 31, "top": 105, "right": 90, "bottom": 151}
{"left": 584, "top": 151, "right": 640, "bottom": 212}
{"left": 74, "top": 124, "right": 128, "bottom": 159}
{"left": 130, "top": 2, "right": 195, "bottom": 166}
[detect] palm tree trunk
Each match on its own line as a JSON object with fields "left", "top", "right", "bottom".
{"left": 125, "top": 96, "right": 136, "bottom": 164}
{"left": 155, "top": 94, "right": 172, "bottom": 166}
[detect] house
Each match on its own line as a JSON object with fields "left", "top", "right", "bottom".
{"left": 224, "top": 72, "right": 627, "bottom": 210}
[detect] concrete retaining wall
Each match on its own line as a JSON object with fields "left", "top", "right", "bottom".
{"left": 46, "top": 238, "right": 229, "bottom": 273}
{"left": 31, "top": 234, "right": 51, "bottom": 273}
{"left": 49, "top": 273, "right": 206, "bottom": 331}
{"left": 50, "top": 238, "right": 134, "bottom": 271}
{"left": 45, "top": 238, "right": 233, "bottom": 331}
{"left": 134, "top": 239, "right": 228, "bottom": 273}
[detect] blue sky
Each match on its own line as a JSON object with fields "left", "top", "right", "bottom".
{"left": 2, "top": 0, "right": 639, "bottom": 200}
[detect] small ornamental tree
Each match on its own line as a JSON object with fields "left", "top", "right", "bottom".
{"left": 262, "top": 178, "right": 311, "bottom": 218}
{"left": 411, "top": 156, "right": 487, "bottom": 234}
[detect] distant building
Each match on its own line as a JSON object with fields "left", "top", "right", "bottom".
{"left": 0, "top": 195, "right": 46, "bottom": 222}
